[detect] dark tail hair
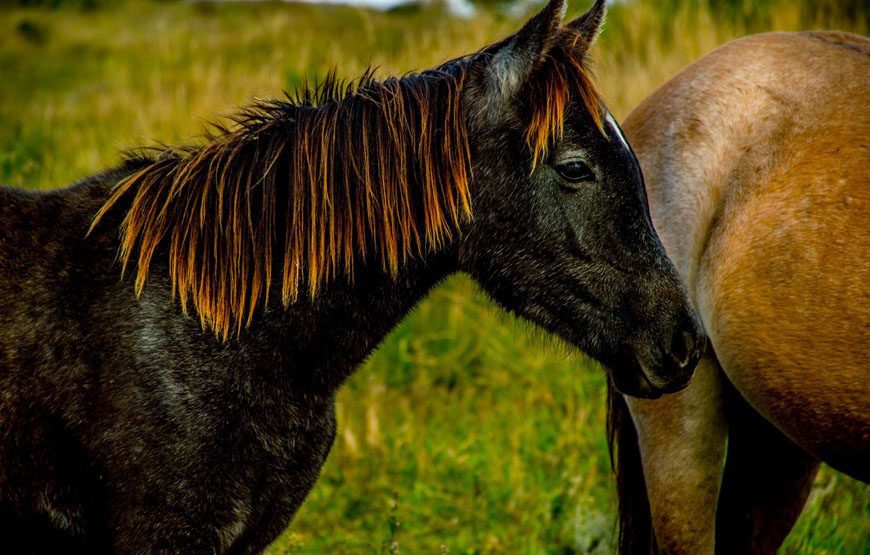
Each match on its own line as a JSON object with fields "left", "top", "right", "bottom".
{"left": 607, "top": 380, "right": 657, "bottom": 554}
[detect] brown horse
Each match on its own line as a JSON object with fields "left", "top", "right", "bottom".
{"left": 607, "top": 31, "right": 869, "bottom": 553}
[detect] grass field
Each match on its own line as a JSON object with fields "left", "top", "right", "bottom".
{"left": 1, "top": 0, "right": 867, "bottom": 552}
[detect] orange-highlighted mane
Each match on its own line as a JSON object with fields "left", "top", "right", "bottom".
{"left": 92, "top": 36, "right": 603, "bottom": 339}
{"left": 526, "top": 29, "right": 605, "bottom": 167}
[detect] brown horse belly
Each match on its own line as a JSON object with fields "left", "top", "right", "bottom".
{"left": 698, "top": 125, "right": 869, "bottom": 479}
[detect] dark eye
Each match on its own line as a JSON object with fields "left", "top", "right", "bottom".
{"left": 554, "top": 160, "right": 595, "bottom": 185}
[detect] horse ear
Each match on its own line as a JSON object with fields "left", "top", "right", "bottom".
{"left": 486, "top": 0, "right": 567, "bottom": 101}
{"left": 565, "top": 0, "right": 607, "bottom": 54}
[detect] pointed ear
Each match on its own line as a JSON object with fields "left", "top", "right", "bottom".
{"left": 565, "top": 0, "right": 607, "bottom": 54}
{"left": 487, "top": 0, "right": 567, "bottom": 101}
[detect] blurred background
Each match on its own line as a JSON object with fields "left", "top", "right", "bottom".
{"left": 0, "top": 0, "right": 867, "bottom": 552}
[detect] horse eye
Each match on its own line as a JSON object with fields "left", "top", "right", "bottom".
{"left": 554, "top": 160, "right": 595, "bottom": 185}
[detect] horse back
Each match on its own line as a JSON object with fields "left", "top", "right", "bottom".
{"left": 624, "top": 31, "right": 869, "bottom": 478}
{"left": 0, "top": 174, "right": 121, "bottom": 363}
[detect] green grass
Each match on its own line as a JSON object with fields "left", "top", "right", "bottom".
{"left": 278, "top": 278, "right": 617, "bottom": 553}
{"left": 0, "top": 1, "right": 866, "bottom": 552}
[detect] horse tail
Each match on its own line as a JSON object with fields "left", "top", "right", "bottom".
{"left": 607, "top": 379, "right": 656, "bottom": 554}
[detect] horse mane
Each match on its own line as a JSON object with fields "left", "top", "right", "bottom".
{"left": 526, "top": 29, "right": 605, "bottom": 167}
{"left": 92, "top": 30, "right": 603, "bottom": 339}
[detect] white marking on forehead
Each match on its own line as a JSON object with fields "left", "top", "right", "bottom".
{"left": 606, "top": 111, "right": 631, "bottom": 152}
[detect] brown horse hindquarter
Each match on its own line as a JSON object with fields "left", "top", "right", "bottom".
{"left": 616, "top": 31, "right": 869, "bottom": 553}
{"left": 695, "top": 33, "right": 870, "bottom": 476}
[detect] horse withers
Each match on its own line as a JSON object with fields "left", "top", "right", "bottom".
{"left": 609, "top": 31, "right": 869, "bottom": 554}
{"left": 0, "top": 0, "right": 703, "bottom": 552}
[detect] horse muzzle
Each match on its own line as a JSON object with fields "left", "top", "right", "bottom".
{"left": 611, "top": 324, "right": 706, "bottom": 399}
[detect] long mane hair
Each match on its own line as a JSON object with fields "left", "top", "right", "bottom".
{"left": 92, "top": 29, "right": 602, "bottom": 339}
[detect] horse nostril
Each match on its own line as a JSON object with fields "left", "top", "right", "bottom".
{"left": 669, "top": 330, "right": 695, "bottom": 368}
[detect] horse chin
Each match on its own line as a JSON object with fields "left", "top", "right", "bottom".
{"left": 517, "top": 300, "right": 693, "bottom": 399}
{"left": 610, "top": 367, "right": 665, "bottom": 399}
{"left": 608, "top": 355, "right": 692, "bottom": 400}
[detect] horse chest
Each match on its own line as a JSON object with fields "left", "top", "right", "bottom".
{"left": 208, "top": 397, "right": 338, "bottom": 550}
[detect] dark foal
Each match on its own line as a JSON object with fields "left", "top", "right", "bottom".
{"left": 0, "top": 0, "right": 703, "bottom": 552}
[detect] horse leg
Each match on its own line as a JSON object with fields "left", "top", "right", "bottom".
{"left": 625, "top": 355, "right": 728, "bottom": 554}
{"left": 714, "top": 384, "right": 820, "bottom": 554}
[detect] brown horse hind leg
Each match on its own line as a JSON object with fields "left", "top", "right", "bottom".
{"left": 623, "top": 356, "right": 729, "bottom": 554}
{"left": 714, "top": 383, "right": 820, "bottom": 555}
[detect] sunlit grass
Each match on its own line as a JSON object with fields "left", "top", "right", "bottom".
{"left": 0, "top": 1, "right": 866, "bottom": 552}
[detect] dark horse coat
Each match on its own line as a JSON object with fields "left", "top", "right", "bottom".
{"left": 0, "top": 1, "right": 704, "bottom": 552}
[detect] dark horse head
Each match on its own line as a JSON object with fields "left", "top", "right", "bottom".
{"left": 456, "top": 0, "right": 706, "bottom": 397}
{"left": 94, "top": 0, "right": 704, "bottom": 398}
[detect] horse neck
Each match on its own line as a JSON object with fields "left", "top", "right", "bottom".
{"left": 246, "top": 244, "right": 459, "bottom": 394}
{"left": 80, "top": 170, "right": 459, "bottom": 398}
